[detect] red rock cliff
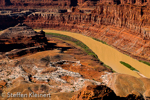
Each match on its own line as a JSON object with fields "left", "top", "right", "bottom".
{"left": 24, "top": 4, "right": 150, "bottom": 61}
{"left": 0, "top": 0, "right": 5, "bottom": 6}
{"left": 1, "top": 0, "right": 150, "bottom": 7}
{"left": 99, "top": 0, "right": 150, "bottom": 5}
{"left": 10, "top": 0, "right": 71, "bottom": 7}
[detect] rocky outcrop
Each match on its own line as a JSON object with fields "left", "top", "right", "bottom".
{"left": 99, "top": 0, "right": 150, "bottom": 5}
{"left": 0, "top": 80, "right": 6, "bottom": 88}
{"left": 0, "top": 0, "right": 72, "bottom": 8}
{"left": 0, "top": 23, "right": 48, "bottom": 58}
{"left": 1, "top": 1, "right": 150, "bottom": 61}
{"left": 10, "top": 0, "right": 71, "bottom": 7}
{"left": 92, "top": 4, "right": 150, "bottom": 40}
{"left": 101, "top": 73, "right": 150, "bottom": 99}
{"left": 0, "top": 42, "right": 112, "bottom": 100}
{"left": 0, "top": 0, "right": 5, "bottom": 6}
{"left": 0, "top": 10, "right": 32, "bottom": 30}
{"left": 1, "top": 0, "right": 149, "bottom": 7}
{"left": 23, "top": 4, "right": 150, "bottom": 61}
{"left": 71, "top": 85, "right": 144, "bottom": 100}
{"left": 0, "top": 15, "right": 24, "bottom": 30}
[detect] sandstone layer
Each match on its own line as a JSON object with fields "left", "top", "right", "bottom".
{"left": 101, "top": 73, "right": 150, "bottom": 100}
{"left": 1, "top": 1, "right": 150, "bottom": 62}
{"left": 1, "top": 0, "right": 150, "bottom": 8}
{"left": 23, "top": 3, "right": 150, "bottom": 62}
{"left": 0, "top": 24, "right": 150, "bottom": 100}
{"left": 71, "top": 85, "right": 144, "bottom": 100}
{"left": 0, "top": 28, "right": 113, "bottom": 99}
{"left": 0, "top": 23, "right": 48, "bottom": 58}
{"left": 1, "top": 0, "right": 150, "bottom": 99}
{"left": 0, "top": 10, "right": 31, "bottom": 30}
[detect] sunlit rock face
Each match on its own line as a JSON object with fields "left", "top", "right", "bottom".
{"left": 23, "top": 3, "right": 150, "bottom": 61}
{"left": 101, "top": 73, "right": 150, "bottom": 99}
{"left": 1, "top": 0, "right": 150, "bottom": 100}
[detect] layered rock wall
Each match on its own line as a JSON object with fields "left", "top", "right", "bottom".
{"left": 1, "top": 1, "right": 150, "bottom": 61}
{"left": 10, "top": 0, "right": 71, "bottom": 7}
{"left": 0, "top": 0, "right": 5, "bottom": 6}
{"left": 100, "top": 0, "right": 150, "bottom": 5}
{"left": 0, "top": 23, "right": 48, "bottom": 58}
{"left": 25, "top": 4, "right": 150, "bottom": 40}
{"left": 93, "top": 4, "right": 150, "bottom": 40}
{"left": 24, "top": 4, "right": 150, "bottom": 61}
{"left": 1, "top": 0, "right": 149, "bottom": 7}
{"left": 0, "top": 15, "right": 24, "bottom": 30}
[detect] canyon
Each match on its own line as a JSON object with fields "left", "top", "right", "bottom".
{"left": 1, "top": 0, "right": 150, "bottom": 100}
{"left": 1, "top": 0, "right": 149, "bottom": 62}
{"left": 35, "top": 29, "right": 150, "bottom": 78}
{"left": 23, "top": 4, "right": 150, "bottom": 62}
{"left": 0, "top": 24, "right": 150, "bottom": 100}
{"left": 0, "top": 23, "right": 49, "bottom": 59}
{"left": 1, "top": 0, "right": 150, "bottom": 7}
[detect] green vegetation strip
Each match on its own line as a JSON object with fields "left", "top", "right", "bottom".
{"left": 93, "top": 36, "right": 150, "bottom": 68}
{"left": 46, "top": 32, "right": 115, "bottom": 72}
{"left": 46, "top": 32, "right": 98, "bottom": 59}
{"left": 139, "top": 60, "right": 150, "bottom": 66}
{"left": 92, "top": 37, "right": 108, "bottom": 45}
{"left": 120, "top": 61, "right": 139, "bottom": 72}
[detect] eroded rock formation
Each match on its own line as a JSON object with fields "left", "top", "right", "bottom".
{"left": 1, "top": 0, "right": 150, "bottom": 7}
{"left": 0, "top": 0, "right": 5, "bottom": 6}
{"left": 101, "top": 73, "right": 150, "bottom": 99}
{"left": 99, "top": 0, "right": 150, "bottom": 5}
{"left": 23, "top": 4, "right": 150, "bottom": 61}
{"left": 0, "top": 36, "right": 113, "bottom": 100}
{"left": 0, "top": 0, "right": 73, "bottom": 8}
{"left": 71, "top": 85, "right": 144, "bottom": 100}
{"left": 0, "top": 23, "right": 48, "bottom": 58}
{"left": 10, "top": 0, "right": 71, "bottom": 7}
{"left": 0, "top": 10, "right": 32, "bottom": 30}
{"left": 1, "top": 1, "right": 150, "bottom": 99}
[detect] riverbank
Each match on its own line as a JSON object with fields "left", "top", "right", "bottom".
{"left": 35, "top": 29, "right": 150, "bottom": 78}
